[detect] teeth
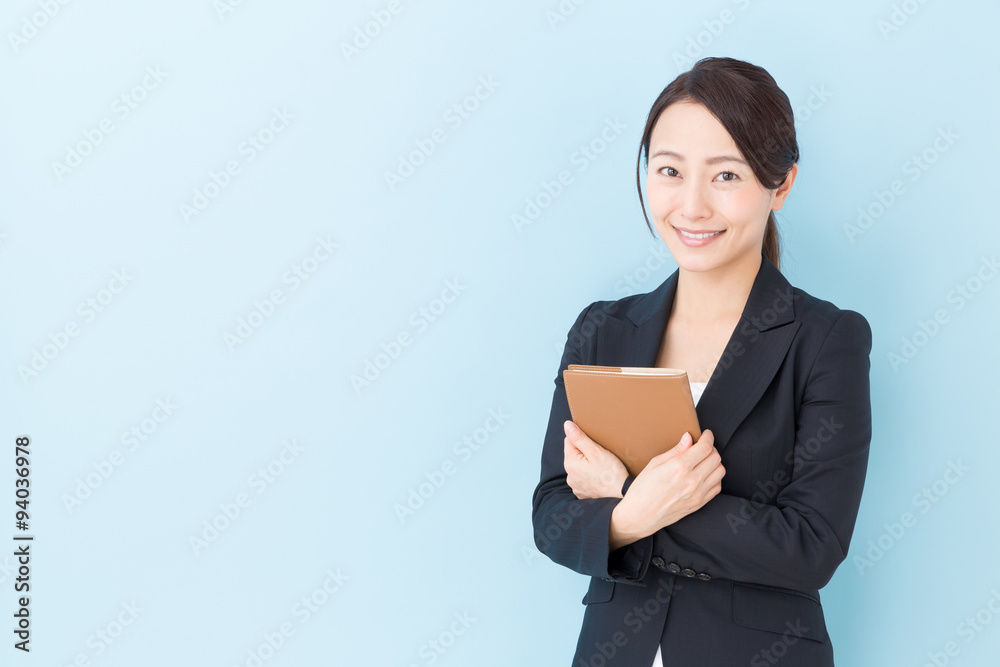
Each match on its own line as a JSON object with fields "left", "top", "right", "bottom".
{"left": 679, "top": 229, "right": 722, "bottom": 239}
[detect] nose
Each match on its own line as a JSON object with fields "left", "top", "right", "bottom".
{"left": 678, "top": 179, "right": 712, "bottom": 222}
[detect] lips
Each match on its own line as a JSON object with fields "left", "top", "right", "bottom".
{"left": 673, "top": 225, "right": 723, "bottom": 237}
{"left": 672, "top": 225, "right": 725, "bottom": 247}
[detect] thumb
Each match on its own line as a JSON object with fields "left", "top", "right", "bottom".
{"left": 564, "top": 435, "right": 584, "bottom": 461}
{"left": 648, "top": 431, "right": 691, "bottom": 467}
{"left": 565, "top": 421, "right": 594, "bottom": 454}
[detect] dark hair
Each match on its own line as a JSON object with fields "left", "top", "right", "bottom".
{"left": 635, "top": 57, "right": 799, "bottom": 270}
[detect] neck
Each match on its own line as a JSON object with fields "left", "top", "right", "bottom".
{"left": 671, "top": 251, "right": 762, "bottom": 323}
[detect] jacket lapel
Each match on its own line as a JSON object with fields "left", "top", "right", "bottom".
{"left": 594, "top": 252, "right": 800, "bottom": 454}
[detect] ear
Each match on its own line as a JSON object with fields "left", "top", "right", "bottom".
{"left": 770, "top": 163, "right": 798, "bottom": 212}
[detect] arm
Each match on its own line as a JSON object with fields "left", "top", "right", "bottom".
{"left": 530, "top": 302, "right": 655, "bottom": 584}
{"left": 654, "top": 311, "right": 873, "bottom": 591}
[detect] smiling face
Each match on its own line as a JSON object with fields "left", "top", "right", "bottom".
{"left": 646, "top": 100, "right": 796, "bottom": 273}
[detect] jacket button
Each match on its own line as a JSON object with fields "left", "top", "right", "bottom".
{"left": 681, "top": 568, "right": 696, "bottom": 578}
{"left": 667, "top": 562, "right": 681, "bottom": 574}
{"left": 697, "top": 573, "right": 712, "bottom": 581}
{"left": 652, "top": 557, "right": 666, "bottom": 571}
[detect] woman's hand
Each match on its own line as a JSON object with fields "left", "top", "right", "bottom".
{"left": 563, "top": 420, "right": 629, "bottom": 499}
{"left": 609, "top": 429, "right": 725, "bottom": 550}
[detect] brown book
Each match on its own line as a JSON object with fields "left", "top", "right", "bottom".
{"left": 562, "top": 364, "right": 702, "bottom": 477}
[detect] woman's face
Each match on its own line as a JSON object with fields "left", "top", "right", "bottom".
{"left": 645, "top": 100, "right": 795, "bottom": 274}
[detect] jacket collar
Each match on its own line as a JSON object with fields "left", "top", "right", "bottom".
{"left": 597, "top": 251, "right": 800, "bottom": 452}
{"left": 624, "top": 251, "right": 795, "bottom": 331}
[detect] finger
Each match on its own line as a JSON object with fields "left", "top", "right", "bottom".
{"left": 646, "top": 431, "right": 693, "bottom": 468}
{"left": 707, "top": 464, "right": 726, "bottom": 486}
{"left": 671, "top": 431, "right": 701, "bottom": 459}
{"left": 565, "top": 420, "right": 601, "bottom": 456}
{"left": 694, "top": 456, "right": 725, "bottom": 485}
{"left": 690, "top": 429, "right": 714, "bottom": 450}
{"left": 690, "top": 445, "right": 722, "bottom": 478}
{"left": 682, "top": 431, "right": 717, "bottom": 463}
{"left": 564, "top": 420, "right": 589, "bottom": 442}
{"left": 705, "top": 482, "right": 722, "bottom": 501}
{"left": 563, "top": 421, "right": 586, "bottom": 454}
{"left": 564, "top": 436, "right": 584, "bottom": 463}
{"left": 645, "top": 450, "right": 676, "bottom": 473}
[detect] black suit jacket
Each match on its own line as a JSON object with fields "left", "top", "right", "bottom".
{"left": 531, "top": 252, "right": 873, "bottom": 666}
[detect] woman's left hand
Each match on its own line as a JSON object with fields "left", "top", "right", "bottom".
{"left": 563, "top": 420, "right": 629, "bottom": 499}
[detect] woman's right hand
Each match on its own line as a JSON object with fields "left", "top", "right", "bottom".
{"left": 609, "top": 429, "right": 725, "bottom": 550}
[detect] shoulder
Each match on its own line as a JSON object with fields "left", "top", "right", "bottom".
{"left": 790, "top": 284, "right": 872, "bottom": 351}
{"left": 573, "top": 292, "right": 643, "bottom": 325}
{"left": 563, "top": 289, "right": 649, "bottom": 344}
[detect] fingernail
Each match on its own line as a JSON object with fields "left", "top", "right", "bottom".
{"left": 564, "top": 421, "right": 577, "bottom": 433}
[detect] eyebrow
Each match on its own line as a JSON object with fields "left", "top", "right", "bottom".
{"left": 650, "top": 149, "right": 748, "bottom": 166}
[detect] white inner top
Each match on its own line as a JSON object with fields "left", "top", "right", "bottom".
{"left": 651, "top": 380, "right": 707, "bottom": 667}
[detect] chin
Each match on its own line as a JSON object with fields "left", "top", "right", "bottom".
{"left": 672, "top": 243, "right": 738, "bottom": 268}
{"left": 675, "top": 257, "right": 722, "bottom": 273}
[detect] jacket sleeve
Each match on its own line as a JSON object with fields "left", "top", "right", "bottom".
{"left": 654, "top": 310, "right": 874, "bottom": 591}
{"left": 530, "top": 301, "right": 655, "bottom": 584}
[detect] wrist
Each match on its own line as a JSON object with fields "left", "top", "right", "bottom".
{"left": 612, "top": 471, "right": 626, "bottom": 498}
{"left": 609, "top": 500, "right": 645, "bottom": 551}
{"left": 601, "top": 469, "right": 629, "bottom": 499}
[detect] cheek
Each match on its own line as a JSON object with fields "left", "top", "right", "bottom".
{"left": 716, "top": 188, "right": 768, "bottom": 221}
{"left": 645, "top": 181, "right": 677, "bottom": 215}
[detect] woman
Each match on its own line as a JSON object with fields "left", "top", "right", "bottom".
{"left": 531, "top": 57, "right": 872, "bottom": 666}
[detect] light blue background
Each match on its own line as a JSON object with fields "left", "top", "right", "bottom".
{"left": 2, "top": 1, "right": 999, "bottom": 665}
